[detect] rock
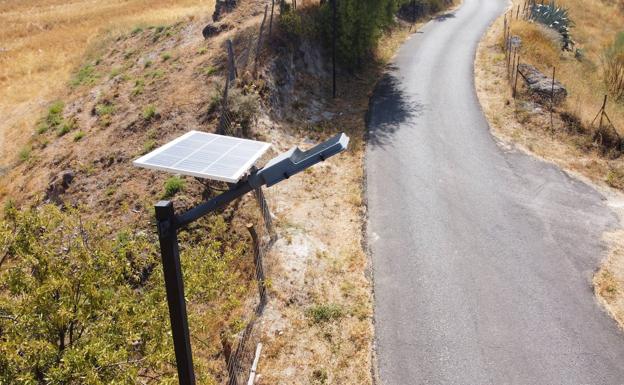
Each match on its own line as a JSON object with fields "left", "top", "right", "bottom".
{"left": 518, "top": 63, "right": 567, "bottom": 104}
{"left": 510, "top": 35, "right": 522, "bottom": 49}
{"left": 212, "top": 0, "right": 237, "bottom": 22}
{"left": 45, "top": 170, "right": 75, "bottom": 204}
{"left": 201, "top": 21, "right": 231, "bottom": 39}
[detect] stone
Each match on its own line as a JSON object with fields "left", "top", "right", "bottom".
{"left": 201, "top": 21, "right": 231, "bottom": 39}
{"left": 45, "top": 170, "right": 75, "bottom": 204}
{"left": 518, "top": 63, "right": 567, "bottom": 104}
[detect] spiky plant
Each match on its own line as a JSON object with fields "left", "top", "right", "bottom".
{"left": 530, "top": 1, "right": 574, "bottom": 51}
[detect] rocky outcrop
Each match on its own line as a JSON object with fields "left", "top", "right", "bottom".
{"left": 518, "top": 63, "right": 567, "bottom": 104}
{"left": 212, "top": 0, "right": 237, "bottom": 22}
{"left": 45, "top": 170, "right": 74, "bottom": 205}
{"left": 201, "top": 21, "right": 232, "bottom": 39}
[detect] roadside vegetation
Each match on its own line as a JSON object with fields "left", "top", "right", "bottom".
{"left": 0, "top": 0, "right": 455, "bottom": 383}
{"left": 475, "top": 0, "right": 624, "bottom": 329}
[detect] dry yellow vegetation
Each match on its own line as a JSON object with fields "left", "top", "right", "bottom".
{"left": 476, "top": 0, "right": 624, "bottom": 330}
{"left": 507, "top": 0, "right": 624, "bottom": 134}
{"left": 0, "top": 0, "right": 215, "bottom": 163}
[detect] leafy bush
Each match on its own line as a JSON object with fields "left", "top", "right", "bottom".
{"left": 0, "top": 205, "right": 250, "bottom": 384}
{"left": 0, "top": 206, "right": 173, "bottom": 384}
{"left": 529, "top": 1, "right": 574, "bottom": 51}
{"left": 603, "top": 32, "right": 624, "bottom": 101}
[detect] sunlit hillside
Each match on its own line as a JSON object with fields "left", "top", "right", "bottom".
{"left": 0, "top": 0, "right": 215, "bottom": 164}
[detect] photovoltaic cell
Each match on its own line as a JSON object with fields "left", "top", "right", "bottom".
{"left": 133, "top": 131, "right": 271, "bottom": 183}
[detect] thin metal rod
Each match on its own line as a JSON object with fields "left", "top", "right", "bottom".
{"left": 155, "top": 201, "right": 196, "bottom": 385}
{"left": 332, "top": 0, "right": 337, "bottom": 98}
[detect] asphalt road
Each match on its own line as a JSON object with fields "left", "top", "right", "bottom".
{"left": 366, "top": 0, "right": 624, "bottom": 384}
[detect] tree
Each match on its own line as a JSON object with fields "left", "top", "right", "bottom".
{"left": 0, "top": 205, "right": 174, "bottom": 384}
{"left": 0, "top": 204, "right": 250, "bottom": 384}
{"left": 319, "top": 0, "right": 410, "bottom": 69}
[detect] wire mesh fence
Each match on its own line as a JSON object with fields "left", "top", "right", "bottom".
{"left": 501, "top": 2, "right": 622, "bottom": 151}
{"left": 204, "top": 3, "right": 280, "bottom": 383}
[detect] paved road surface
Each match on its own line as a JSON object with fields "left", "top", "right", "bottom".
{"left": 366, "top": 0, "right": 624, "bottom": 384}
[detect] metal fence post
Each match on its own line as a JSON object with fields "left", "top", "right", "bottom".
{"left": 550, "top": 67, "right": 556, "bottom": 131}
{"left": 332, "top": 0, "right": 337, "bottom": 98}
{"left": 155, "top": 201, "right": 196, "bottom": 385}
{"left": 227, "top": 39, "right": 238, "bottom": 81}
{"left": 269, "top": 0, "right": 275, "bottom": 36}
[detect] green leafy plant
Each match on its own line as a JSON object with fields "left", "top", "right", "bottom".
{"left": 306, "top": 303, "right": 344, "bottom": 324}
{"left": 0, "top": 206, "right": 174, "bottom": 384}
{"left": 161, "top": 52, "right": 172, "bottom": 61}
{"left": 163, "top": 176, "right": 185, "bottom": 197}
{"left": 143, "top": 104, "right": 158, "bottom": 120}
{"left": 530, "top": 1, "right": 574, "bottom": 51}
{"left": 71, "top": 64, "right": 100, "bottom": 86}
{"left": 0, "top": 205, "right": 249, "bottom": 384}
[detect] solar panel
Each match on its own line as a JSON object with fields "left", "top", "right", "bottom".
{"left": 133, "top": 131, "right": 271, "bottom": 183}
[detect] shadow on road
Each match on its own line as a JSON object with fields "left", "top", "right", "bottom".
{"left": 366, "top": 68, "right": 423, "bottom": 147}
{"left": 434, "top": 13, "right": 456, "bottom": 22}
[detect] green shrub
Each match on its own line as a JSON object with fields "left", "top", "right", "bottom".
{"left": 17, "top": 146, "right": 31, "bottom": 163}
{"left": 132, "top": 79, "right": 145, "bottom": 96}
{"left": 161, "top": 52, "right": 172, "bottom": 61}
{"left": 163, "top": 176, "right": 185, "bottom": 197}
{"left": 37, "top": 101, "right": 65, "bottom": 134}
{"left": 0, "top": 205, "right": 248, "bottom": 384}
{"left": 306, "top": 303, "right": 344, "bottom": 324}
{"left": 143, "top": 104, "right": 158, "bottom": 120}
{"left": 142, "top": 139, "right": 157, "bottom": 154}
{"left": 71, "top": 64, "right": 99, "bottom": 87}
{"left": 73, "top": 131, "right": 85, "bottom": 141}
{"left": 95, "top": 103, "right": 115, "bottom": 117}
{"left": 57, "top": 117, "right": 77, "bottom": 137}
{"left": 0, "top": 206, "right": 172, "bottom": 384}
{"left": 606, "top": 167, "right": 624, "bottom": 189}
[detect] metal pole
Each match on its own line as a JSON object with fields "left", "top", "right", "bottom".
{"left": 227, "top": 39, "right": 238, "bottom": 81}
{"left": 155, "top": 201, "right": 196, "bottom": 385}
{"left": 550, "top": 67, "right": 556, "bottom": 131}
{"left": 332, "top": 0, "right": 337, "bottom": 99}
{"left": 269, "top": 0, "right": 275, "bottom": 35}
{"left": 513, "top": 53, "right": 521, "bottom": 98}
{"left": 599, "top": 95, "right": 607, "bottom": 129}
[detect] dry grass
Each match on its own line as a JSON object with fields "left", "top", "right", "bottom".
{"left": 476, "top": 0, "right": 624, "bottom": 329}
{"left": 0, "top": 0, "right": 215, "bottom": 163}
{"left": 505, "top": 0, "right": 624, "bottom": 133}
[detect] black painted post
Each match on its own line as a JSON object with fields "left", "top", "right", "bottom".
{"left": 332, "top": 0, "right": 337, "bottom": 99}
{"left": 155, "top": 201, "right": 196, "bottom": 385}
{"left": 269, "top": 0, "right": 275, "bottom": 36}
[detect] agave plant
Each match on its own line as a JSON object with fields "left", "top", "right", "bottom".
{"left": 529, "top": 1, "right": 575, "bottom": 51}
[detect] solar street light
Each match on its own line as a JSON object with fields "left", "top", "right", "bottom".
{"left": 134, "top": 131, "right": 349, "bottom": 385}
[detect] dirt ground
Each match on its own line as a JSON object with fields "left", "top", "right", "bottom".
{"left": 475, "top": 4, "right": 624, "bottom": 330}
